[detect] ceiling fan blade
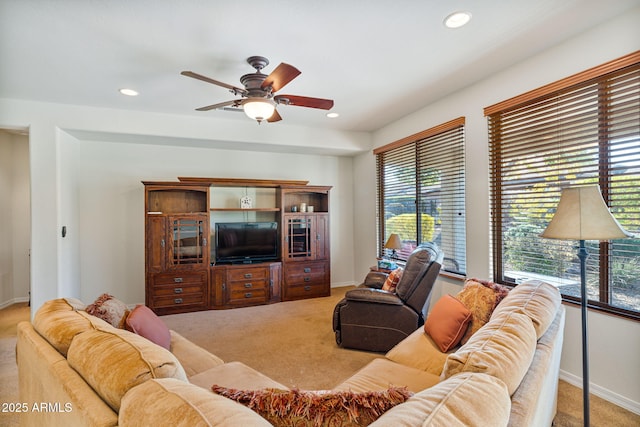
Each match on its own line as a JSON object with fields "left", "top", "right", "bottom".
{"left": 274, "top": 95, "right": 334, "bottom": 110}
{"left": 261, "top": 63, "right": 301, "bottom": 93}
{"left": 181, "top": 71, "right": 247, "bottom": 95}
{"left": 195, "top": 100, "right": 240, "bottom": 111}
{"left": 267, "top": 109, "right": 282, "bottom": 123}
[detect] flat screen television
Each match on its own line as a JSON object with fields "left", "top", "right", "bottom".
{"left": 215, "top": 222, "right": 279, "bottom": 264}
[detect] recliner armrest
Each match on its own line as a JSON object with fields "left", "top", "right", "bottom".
{"left": 362, "top": 272, "right": 388, "bottom": 289}
{"left": 345, "top": 288, "right": 403, "bottom": 305}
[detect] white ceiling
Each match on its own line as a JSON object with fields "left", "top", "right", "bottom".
{"left": 1, "top": 0, "right": 638, "bottom": 133}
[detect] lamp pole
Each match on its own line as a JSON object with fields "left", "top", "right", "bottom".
{"left": 578, "top": 239, "right": 590, "bottom": 426}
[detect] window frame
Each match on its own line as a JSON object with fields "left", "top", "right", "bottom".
{"left": 374, "top": 117, "right": 466, "bottom": 275}
{"left": 485, "top": 51, "right": 640, "bottom": 321}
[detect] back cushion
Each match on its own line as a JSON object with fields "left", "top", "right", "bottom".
{"left": 441, "top": 311, "right": 536, "bottom": 395}
{"left": 369, "top": 372, "right": 511, "bottom": 427}
{"left": 395, "top": 248, "right": 432, "bottom": 300}
{"left": 67, "top": 327, "right": 188, "bottom": 412}
{"left": 120, "top": 378, "right": 271, "bottom": 426}
{"left": 385, "top": 328, "right": 452, "bottom": 376}
{"left": 32, "top": 297, "right": 111, "bottom": 356}
{"left": 491, "top": 280, "right": 561, "bottom": 339}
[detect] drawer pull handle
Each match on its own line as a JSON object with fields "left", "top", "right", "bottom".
{"left": 304, "top": 286, "right": 311, "bottom": 291}
{"left": 174, "top": 277, "right": 183, "bottom": 283}
{"left": 244, "top": 292, "right": 253, "bottom": 298}
{"left": 244, "top": 273, "right": 253, "bottom": 278}
{"left": 174, "top": 298, "right": 183, "bottom": 304}
{"left": 244, "top": 283, "right": 253, "bottom": 288}
{"left": 304, "top": 277, "right": 311, "bottom": 282}
{"left": 303, "top": 267, "right": 311, "bottom": 273}
{"left": 174, "top": 287, "right": 183, "bottom": 294}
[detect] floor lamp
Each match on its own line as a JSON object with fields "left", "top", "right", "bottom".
{"left": 541, "top": 185, "right": 631, "bottom": 426}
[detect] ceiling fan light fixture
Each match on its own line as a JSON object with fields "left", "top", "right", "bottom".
{"left": 243, "top": 98, "right": 276, "bottom": 123}
{"left": 444, "top": 11, "right": 472, "bottom": 28}
{"left": 119, "top": 88, "right": 139, "bottom": 96}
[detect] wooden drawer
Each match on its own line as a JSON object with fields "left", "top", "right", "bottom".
{"left": 285, "top": 261, "right": 327, "bottom": 278}
{"left": 152, "top": 292, "right": 206, "bottom": 309}
{"left": 284, "top": 261, "right": 329, "bottom": 300}
{"left": 227, "top": 267, "right": 269, "bottom": 282}
{"left": 284, "top": 281, "right": 328, "bottom": 299}
{"left": 152, "top": 283, "right": 205, "bottom": 297}
{"left": 153, "top": 271, "right": 207, "bottom": 286}
{"left": 149, "top": 270, "right": 208, "bottom": 312}
{"left": 228, "top": 286, "right": 268, "bottom": 305}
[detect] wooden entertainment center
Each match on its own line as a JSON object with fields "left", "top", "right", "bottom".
{"left": 143, "top": 177, "right": 331, "bottom": 315}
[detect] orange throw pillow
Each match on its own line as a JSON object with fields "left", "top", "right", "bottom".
{"left": 382, "top": 267, "right": 403, "bottom": 292}
{"left": 424, "top": 295, "right": 472, "bottom": 352}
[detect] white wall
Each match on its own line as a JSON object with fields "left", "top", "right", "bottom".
{"left": 361, "top": 9, "right": 640, "bottom": 412}
{"left": 0, "top": 131, "right": 30, "bottom": 307}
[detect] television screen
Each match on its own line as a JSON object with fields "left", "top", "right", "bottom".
{"left": 215, "top": 222, "right": 278, "bottom": 264}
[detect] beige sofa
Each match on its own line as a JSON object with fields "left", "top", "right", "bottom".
{"left": 16, "top": 280, "right": 564, "bottom": 426}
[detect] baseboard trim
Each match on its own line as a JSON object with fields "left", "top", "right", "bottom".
{"left": 559, "top": 370, "right": 640, "bottom": 415}
{"left": 0, "top": 296, "right": 30, "bottom": 310}
{"left": 331, "top": 282, "right": 356, "bottom": 288}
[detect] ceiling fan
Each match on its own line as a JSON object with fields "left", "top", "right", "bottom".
{"left": 181, "top": 56, "right": 334, "bottom": 123}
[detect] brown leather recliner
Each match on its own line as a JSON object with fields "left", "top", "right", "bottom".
{"left": 332, "top": 243, "right": 444, "bottom": 352}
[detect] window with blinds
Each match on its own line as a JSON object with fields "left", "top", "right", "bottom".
{"left": 486, "top": 52, "right": 640, "bottom": 319}
{"left": 374, "top": 117, "right": 466, "bottom": 275}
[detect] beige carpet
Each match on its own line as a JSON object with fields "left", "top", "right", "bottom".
{"left": 2, "top": 289, "right": 639, "bottom": 426}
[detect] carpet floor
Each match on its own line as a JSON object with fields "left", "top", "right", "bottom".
{"left": 1, "top": 287, "right": 639, "bottom": 426}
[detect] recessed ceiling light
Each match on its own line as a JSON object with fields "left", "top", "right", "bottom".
{"left": 444, "top": 11, "right": 471, "bottom": 29}
{"left": 326, "top": 112, "right": 339, "bottom": 118}
{"left": 119, "top": 88, "right": 139, "bottom": 96}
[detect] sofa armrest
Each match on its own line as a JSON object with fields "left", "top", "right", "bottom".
{"left": 362, "top": 272, "right": 388, "bottom": 289}
{"left": 345, "top": 288, "right": 403, "bottom": 305}
{"left": 170, "top": 330, "right": 225, "bottom": 377}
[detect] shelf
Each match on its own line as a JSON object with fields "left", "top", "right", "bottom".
{"left": 179, "top": 177, "right": 309, "bottom": 187}
{"left": 210, "top": 208, "right": 280, "bottom": 212}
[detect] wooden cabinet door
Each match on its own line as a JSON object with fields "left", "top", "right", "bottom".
{"left": 283, "top": 214, "right": 313, "bottom": 260}
{"left": 314, "top": 214, "right": 329, "bottom": 261}
{"left": 168, "top": 214, "right": 209, "bottom": 269}
{"left": 146, "top": 216, "right": 166, "bottom": 273}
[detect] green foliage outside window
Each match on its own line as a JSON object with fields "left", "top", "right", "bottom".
{"left": 386, "top": 213, "right": 435, "bottom": 243}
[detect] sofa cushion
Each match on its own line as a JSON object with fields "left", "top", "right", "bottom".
{"left": 125, "top": 304, "right": 171, "bottom": 350}
{"left": 67, "top": 327, "right": 188, "bottom": 412}
{"left": 491, "top": 280, "right": 561, "bottom": 339}
{"left": 441, "top": 311, "right": 537, "bottom": 395}
{"left": 382, "top": 267, "right": 403, "bottom": 292}
{"left": 212, "top": 385, "right": 413, "bottom": 427}
{"left": 424, "top": 294, "right": 472, "bottom": 352}
{"left": 334, "top": 358, "right": 440, "bottom": 394}
{"left": 455, "top": 280, "right": 499, "bottom": 345}
{"left": 169, "top": 330, "right": 225, "bottom": 377}
{"left": 32, "top": 297, "right": 111, "bottom": 356}
{"left": 86, "top": 293, "right": 130, "bottom": 329}
{"left": 120, "top": 378, "right": 271, "bottom": 427}
{"left": 189, "top": 361, "right": 288, "bottom": 391}
{"left": 385, "top": 328, "right": 451, "bottom": 376}
{"left": 369, "top": 372, "right": 511, "bottom": 427}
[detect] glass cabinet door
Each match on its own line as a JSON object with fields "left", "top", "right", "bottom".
{"left": 169, "top": 215, "right": 208, "bottom": 267}
{"left": 285, "top": 216, "right": 312, "bottom": 259}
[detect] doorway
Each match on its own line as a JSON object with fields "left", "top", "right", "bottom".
{"left": 0, "top": 128, "right": 30, "bottom": 308}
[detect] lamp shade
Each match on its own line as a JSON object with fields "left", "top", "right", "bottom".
{"left": 243, "top": 98, "right": 276, "bottom": 122}
{"left": 384, "top": 233, "right": 402, "bottom": 250}
{"left": 541, "top": 185, "right": 632, "bottom": 240}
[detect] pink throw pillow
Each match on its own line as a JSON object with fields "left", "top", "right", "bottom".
{"left": 125, "top": 305, "right": 171, "bottom": 350}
